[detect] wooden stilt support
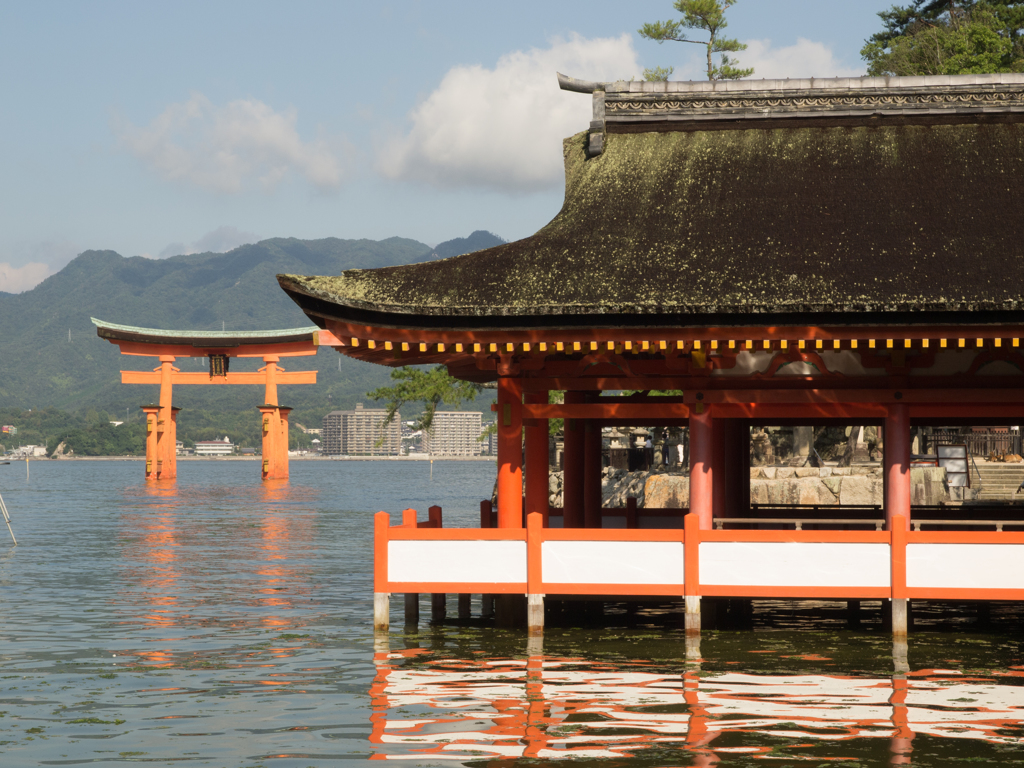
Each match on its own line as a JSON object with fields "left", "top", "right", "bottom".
{"left": 458, "top": 594, "right": 471, "bottom": 619}
{"left": 404, "top": 593, "right": 419, "bottom": 625}
{"left": 685, "top": 595, "right": 701, "bottom": 636}
{"left": 431, "top": 593, "right": 446, "bottom": 623}
{"left": 892, "top": 598, "right": 909, "bottom": 640}
{"left": 685, "top": 635, "right": 701, "bottom": 662}
{"left": 374, "top": 593, "right": 390, "bottom": 632}
{"left": 526, "top": 634, "right": 543, "bottom": 657}
{"left": 528, "top": 594, "right": 544, "bottom": 636}
{"left": 846, "top": 599, "right": 861, "bottom": 629}
{"left": 495, "top": 595, "right": 526, "bottom": 628}
{"left": 893, "top": 638, "right": 909, "bottom": 674}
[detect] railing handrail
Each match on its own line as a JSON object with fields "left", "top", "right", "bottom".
{"left": 715, "top": 517, "right": 884, "bottom": 531}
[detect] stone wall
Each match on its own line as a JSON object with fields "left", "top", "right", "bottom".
{"left": 548, "top": 466, "right": 954, "bottom": 509}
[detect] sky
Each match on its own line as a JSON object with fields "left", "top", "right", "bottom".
{"left": 0, "top": 0, "right": 895, "bottom": 292}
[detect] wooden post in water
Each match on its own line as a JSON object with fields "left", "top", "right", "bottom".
{"left": 404, "top": 594, "right": 419, "bottom": 625}
{"left": 374, "top": 593, "right": 390, "bottom": 632}
{"left": 373, "top": 512, "right": 389, "bottom": 631}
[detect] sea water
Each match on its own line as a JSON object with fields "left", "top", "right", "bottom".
{"left": 0, "top": 460, "right": 1021, "bottom": 766}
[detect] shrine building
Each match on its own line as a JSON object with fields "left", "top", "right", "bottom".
{"left": 278, "top": 73, "right": 1024, "bottom": 639}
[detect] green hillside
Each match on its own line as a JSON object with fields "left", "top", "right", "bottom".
{"left": 0, "top": 232, "right": 503, "bottom": 424}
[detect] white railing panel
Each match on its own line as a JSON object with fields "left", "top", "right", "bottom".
{"left": 389, "top": 540, "right": 527, "bottom": 583}
{"left": 700, "top": 542, "right": 891, "bottom": 588}
{"left": 907, "top": 543, "right": 1024, "bottom": 590}
{"left": 542, "top": 541, "right": 684, "bottom": 585}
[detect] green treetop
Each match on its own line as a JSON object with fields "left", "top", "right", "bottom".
{"left": 862, "top": 1, "right": 1024, "bottom": 75}
{"left": 639, "top": 0, "right": 753, "bottom": 81}
{"left": 367, "top": 366, "right": 483, "bottom": 435}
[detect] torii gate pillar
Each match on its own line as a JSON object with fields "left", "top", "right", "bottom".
{"left": 259, "top": 405, "right": 292, "bottom": 480}
{"left": 142, "top": 402, "right": 179, "bottom": 481}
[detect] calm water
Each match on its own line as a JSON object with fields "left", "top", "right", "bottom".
{"left": 0, "top": 460, "right": 1021, "bottom": 767}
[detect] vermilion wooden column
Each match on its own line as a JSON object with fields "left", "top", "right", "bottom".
{"left": 689, "top": 407, "right": 714, "bottom": 530}
{"left": 711, "top": 418, "right": 727, "bottom": 521}
{"left": 583, "top": 420, "right": 602, "bottom": 528}
{"left": 885, "top": 403, "right": 912, "bottom": 639}
{"left": 142, "top": 405, "right": 159, "bottom": 480}
{"left": 885, "top": 404, "right": 911, "bottom": 531}
{"left": 157, "top": 355, "right": 177, "bottom": 480}
{"left": 562, "top": 391, "right": 585, "bottom": 528}
{"left": 524, "top": 391, "right": 549, "bottom": 527}
{"left": 260, "top": 355, "right": 291, "bottom": 481}
{"left": 497, "top": 377, "right": 524, "bottom": 528}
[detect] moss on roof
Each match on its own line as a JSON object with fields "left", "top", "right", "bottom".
{"left": 280, "top": 120, "right": 1024, "bottom": 327}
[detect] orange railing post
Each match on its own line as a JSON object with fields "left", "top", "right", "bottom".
{"left": 374, "top": 512, "right": 390, "bottom": 631}
{"left": 684, "top": 511, "right": 701, "bottom": 636}
{"left": 527, "top": 511, "right": 544, "bottom": 635}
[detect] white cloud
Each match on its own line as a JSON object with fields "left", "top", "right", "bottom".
{"left": 158, "top": 225, "right": 259, "bottom": 259}
{"left": 0, "top": 239, "right": 80, "bottom": 292}
{"left": 116, "top": 94, "right": 343, "bottom": 193}
{"left": 0, "top": 262, "right": 53, "bottom": 293}
{"left": 379, "top": 34, "right": 641, "bottom": 193}
{"left": 739, "top": 38, "right": 863, "bottom": 79}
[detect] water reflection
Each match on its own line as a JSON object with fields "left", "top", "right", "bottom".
{"left": 370, "top": 642, "right": 1024, "bottom": 763}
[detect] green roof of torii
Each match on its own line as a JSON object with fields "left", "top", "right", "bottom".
{"left": 91, "top": 318, "right": 321, "bottom": 347}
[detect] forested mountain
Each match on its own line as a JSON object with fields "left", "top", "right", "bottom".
{"left": 0, "top": 232, "right": 503, "bottom": 420}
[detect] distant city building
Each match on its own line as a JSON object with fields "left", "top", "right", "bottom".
{"left": 11, "top": 444, "right": 47, "bottom": 458}
{"left": 422, "top": 411, "right": 484, "bottom": 457}
{"left": 321, "top": 403, "right": 402, "bottom": 456}
{"left": 195, "top": 437, "right": 235, "bottom": 456}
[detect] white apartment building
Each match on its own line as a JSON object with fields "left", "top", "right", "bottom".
{"left": 321, "top": 404, "right": 402, "bottom": 456}
{"left": 421, "top": 411, "right": 484, "bottom": 457}
{"left": 194, "top": 437, "right": 235, "bottom": 456}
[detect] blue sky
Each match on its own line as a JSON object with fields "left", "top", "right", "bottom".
{"left": 0, "top": 0, "right": 894, "bottom": 291}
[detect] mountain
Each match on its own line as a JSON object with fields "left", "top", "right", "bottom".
{"left": 0, "top": 232, "right": 504, "bottom": 417}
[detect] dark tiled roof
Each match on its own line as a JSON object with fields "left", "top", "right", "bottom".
{"left": 280, "top": 78, "right": 1024, "bottom": 331}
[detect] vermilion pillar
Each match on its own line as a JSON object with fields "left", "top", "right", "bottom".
{"left": 562, "top": 391, "right": 585, "bottom": 527}
{"left": 496, "top": 377, "right": 523, "bottom": 528}
{"left": 885, "top": 404, "right": 911, "bottom": 531}
{"left": 524, "top": 391, "right": 549, "bottom": 527}
{"left": 260, "top": 355, "right": 291, "bottom": 480}
{"left": 689, "top": 407, "right": 714, "bottom": 530}
{"left": 156, "top": 355, "right": 178, "bottom": 480}
{"left": 142, "top": 405, "right": 159, "bottom": 480}
{"left": 260, "top": 405, "right": 293, "bottom": 480}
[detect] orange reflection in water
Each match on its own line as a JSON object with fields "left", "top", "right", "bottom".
{"left": 255, "top": 482, "right": 314, "bottom": 630}
{"left": 369, "top": 650, "right": 1024, "bottom": 763}
{"left": 121, "top": 483, "right": 182, "bottom": 631}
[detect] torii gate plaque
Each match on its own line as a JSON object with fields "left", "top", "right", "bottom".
{"left": 93, "top": 319, "right": 337, "bottom": 481}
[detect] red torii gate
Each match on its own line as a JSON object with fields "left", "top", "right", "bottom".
{"left": 94, "top": 319, "right": 338, "bottom": 481}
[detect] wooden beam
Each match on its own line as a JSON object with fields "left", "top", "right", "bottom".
{"left": 111, "top": 341, "right": 318, "bottom": 358}
{"left": 522, "top": 402, "right": 690, "bottom": 419}
{"left": 122, "top": 370, "right": 317, "bottom": 385}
